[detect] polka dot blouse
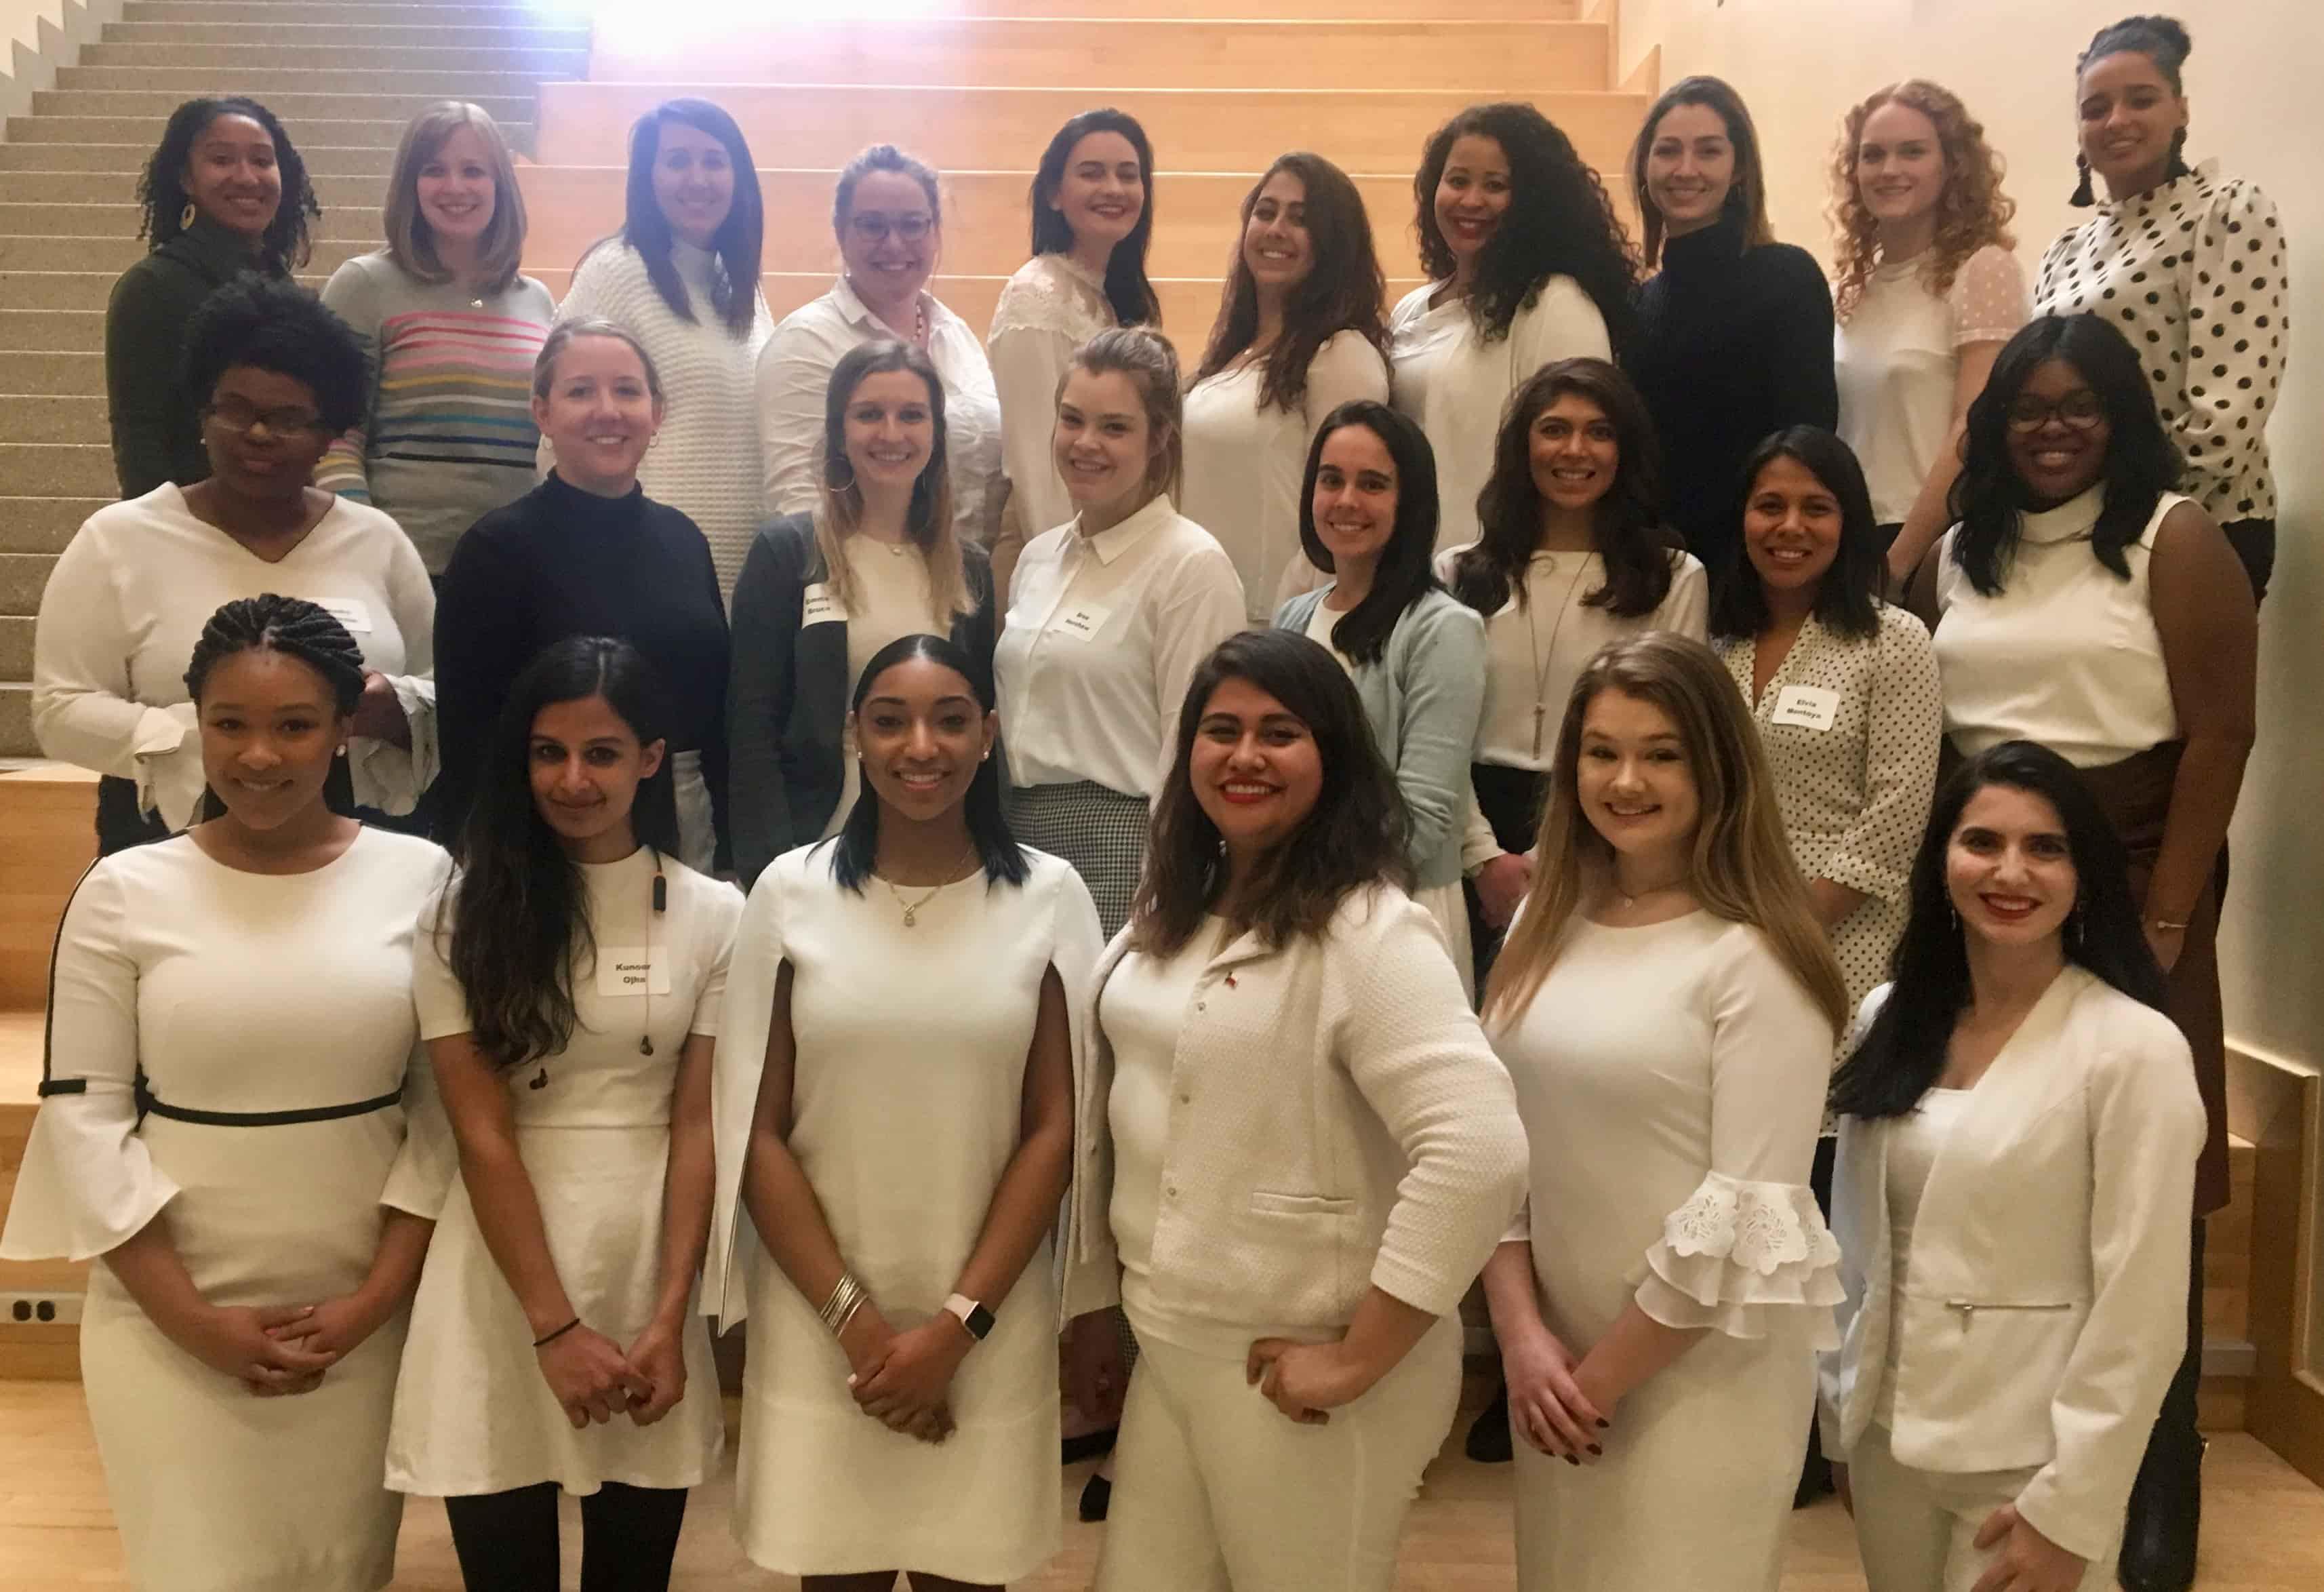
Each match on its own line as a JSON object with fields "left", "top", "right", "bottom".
{"left": 2035, "top": 165, "right": 2289, "bottom": 525}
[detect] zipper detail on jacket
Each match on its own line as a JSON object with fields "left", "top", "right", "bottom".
{"left": 1945, "top": 1300, "right": 2076, "bottom": 1321}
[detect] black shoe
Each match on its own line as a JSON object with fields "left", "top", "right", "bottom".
{"left": 2118, "top": 1435, "right": 2205, "bottom": 1592}
{"left": 1464, "top": 1383, "right": 1513, "bottom": 1464}
{"left": 1078, "top": 1472, "right": 1112, "bottom": 1523}
{"left": 1061, "top": 1427, "right": 1118, "bottom": 1466}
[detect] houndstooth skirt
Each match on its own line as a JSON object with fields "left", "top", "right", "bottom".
{"left": 1008, "top": 780, "right": 1150, "bottom": 940}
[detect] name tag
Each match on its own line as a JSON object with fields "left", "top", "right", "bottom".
{"left": 1053, "top": 602, "right": 1113, "bottom": 642}
{"left": 315, "top": 598, "right": 372, "bottom": 635}
{"left": 595, "top": 948, "right": 670, "bottom": 998}
{"left": 1770, "top": 684, "right": 1841, "bottom": 732}
{"left": 801, "top": 584, "right": 841, "bottom": 627}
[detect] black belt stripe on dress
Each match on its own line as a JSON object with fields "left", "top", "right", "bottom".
{"left": 131, "top": 1068, "right": 404, "bottom": 1128}
{"left": 33, "top": 858, "right": 101, "bottom": 1098}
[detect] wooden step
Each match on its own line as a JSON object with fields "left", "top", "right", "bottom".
{"left": 1, "top": 684, "right": 35, "bottom": 759}
{"left": 128, "top": 0, "right": 1583, "bottom": 18}
{"left": 0, "top": 202, "right": 380, "bottom": 241}
{"left": 588, "top": 18, "right": 1612, "bottom": 94}
{"left": 0, "top": 617, "right": 30, "bottom": 678}
{"left": 0, "top": 555, "right": 50, "bottom": 616}
{"left": 0, "top": 396, "right": 104, "bottom": 447}
{"left": 80, "top": 41, "right": 585, "bottom": 75}
{"left": 101, "top": 20, "right": 592, "bottom": 48}
{"left": 0, "top": 242, "right": 360, "bottom": 283}
{"left": 31, "top": 89, "right": 536, "bottom": 125}
{"left": 54, "top": 65, "right": 540, "bottom": 98}
{"left": 0, "top": 765, "right": 96, "bottom": 1008}
{"left": 0, "top": 142, "right": 397, "bottom": 176}
{"left": 0, "top": 441, "right": 114, "bottom": 498}
{"left": 536, "top": 81, "right": 1647, "bottom": 178}
{"left": 7, "top": 117, "right": 509, "bottom": 153}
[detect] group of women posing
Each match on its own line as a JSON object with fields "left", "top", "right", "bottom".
{"left": 12, "top": 9, "right": 2276, "bottom": 1592}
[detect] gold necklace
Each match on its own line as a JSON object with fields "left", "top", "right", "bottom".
{"left": 1522, "top": 552, "right": 1595, "bottom": 758}
{"left": 879, "top": 846, "right": 978, "bottom": 927}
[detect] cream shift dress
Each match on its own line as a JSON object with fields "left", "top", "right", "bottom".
{"left": 388, "top": 847, "right": 741, "bottom": 1496}
{"left": 0, "top": 828, "right": 449, "bottom": 1592}
{"left": 706, "top": 843, "right": 1103, "bottom": 1583}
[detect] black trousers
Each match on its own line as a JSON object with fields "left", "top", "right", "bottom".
{"left": 2125, "top": 1218, "right": 2209, "bottom": 1521}
{"left": 443, "top": 1481, "right": 689, "bottom": 1592}
{"left": 2220, "top": 517, "right": 2275, "bottom": 606}
{"left": 1463, "top": 762, "right": 1549, "bottom": 994}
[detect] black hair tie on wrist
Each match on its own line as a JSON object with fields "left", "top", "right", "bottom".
{"left": 532, "top": 1317, "right": 582, "bottom": 1349}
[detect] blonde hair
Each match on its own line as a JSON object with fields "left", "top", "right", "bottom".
{"left": 1481, "top": 633, "right": 1849, "bottom": 1038}
{"left": 1829, "top": 80, "right": 2017, "bottom": 321}
{"left": 1064, "top": 326, "right": 1183, "bottom": 509}
{"left": 814, "top": 340, "right": 971, "bottom": 626}
{"left": 384, "top": 102, "right": 527, "bottom": 296}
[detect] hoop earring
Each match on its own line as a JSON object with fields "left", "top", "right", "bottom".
{"left": 2069, "top": 153, "right": 2096, "bottom": 208}
{"left": 824, "top": 458, "right": 857, "bottom": 494}
{"left": 180, "top": 200, "right": 198, "bottom": 231}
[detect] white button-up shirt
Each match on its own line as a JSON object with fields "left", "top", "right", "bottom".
{"left": 994, "top": 493, "right": 1245, "bottom": 797}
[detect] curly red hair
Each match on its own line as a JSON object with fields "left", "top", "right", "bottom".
{"left": 1829, "top": 80, "right": 2016, "bottom": 321}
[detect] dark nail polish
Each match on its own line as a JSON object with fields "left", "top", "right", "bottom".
{"left": 1587, "top": 1444, "right": 1603, "bottom": 1456}
{"left": 1565, "top": 1454, "right": 1580, "bottom": 1466}
{"left": 1597, "top": 1418, "right": 1611, "bottom": 1430}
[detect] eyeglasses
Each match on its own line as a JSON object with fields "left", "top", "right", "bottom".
{"left": 847, "top": 213, "right": 934, "bottom": 244}
{"left": 2004, "top": 391, "right": 2106, "bottom": 433}
{"left": 203, "top": 399, "right": 327, "bottom": 437}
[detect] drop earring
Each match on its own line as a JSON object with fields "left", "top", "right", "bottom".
{"left": 2069, "top": 153, "right": 2096, "bottom": 208}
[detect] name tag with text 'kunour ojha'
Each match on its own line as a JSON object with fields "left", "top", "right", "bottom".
{"left": 595, "top": 949, "right": 670, "bottom": 997}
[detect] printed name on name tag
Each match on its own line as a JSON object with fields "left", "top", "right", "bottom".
{"left": 595, "top": 948, "right": 671, "bottom": 998}
{"left": 1054, "top": 602, "right": 1113, "bottom": 641}
{"left": 1770, "top": 685, "right": 1842, "bottom": 732}
{"left": 315, "top": 598, "right": 373, "bottom": 634}
{"left": 801, "top": 584, "right": 841, "bottom": 626}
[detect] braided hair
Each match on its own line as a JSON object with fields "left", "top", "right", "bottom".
{"left": 182, "top": 595, "right": 365, "bottom": 824}
{"left": 136, "top": 97, "right": 318, "bottom": 274}
{"left": 2070, "top": 15, "right": 2195, "bottom": 206}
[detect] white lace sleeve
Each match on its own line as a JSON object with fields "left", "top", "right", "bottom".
{"left": 1636, "top": 1170, "right": 1842, "bottom": 1346}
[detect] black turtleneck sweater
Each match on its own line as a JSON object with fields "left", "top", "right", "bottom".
{"left": 1629, "top": 212, "right": 1838, "bottom": 580}
{"left": 433, "top": 473, "right": 730, "bottom": 850}
{"left": 104, "top": 214, "right": 283, "bottom": 498}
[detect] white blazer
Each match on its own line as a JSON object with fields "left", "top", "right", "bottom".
{"left": 1818, "top": 966, "right": 2204, "bottom": 1562}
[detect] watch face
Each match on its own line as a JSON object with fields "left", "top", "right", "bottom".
{"left": 965, "top": 1302, "right": 996, "bottom": 1340}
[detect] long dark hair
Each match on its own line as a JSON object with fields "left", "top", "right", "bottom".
{"left": 603, "top": 98, "right": 764, "bottom": 336}
{"left": 1830, "top": 740, "right": 2168, "bottom": 1119}
{"left": 1450, "top": 357, "right": 1680, "bottom": 619}
{"left": 183, "top": 593, "right": 364, "bottom": 823}
{"left": 1950, "top": 314, "right": 2182, "bottom": 597}
{"left": 1130, "top": 630, "right": 1408, "bottom": 957}
{"left": 1193, "top": 152, "right": 1388, "bottom": 412}
{"left": 1029, "top": 107, "right": 1159, "bottom": 327}
{"left": 1414, "top": 101, "right": 1640, "bottom": 353}
{"left": 1709, "top": 426, "right": 1884, "bottom": 642}
{"left": 445, "top": 638, "right": 682, "bottom": 1071}
{"left": 1632, "top": 76, "right": 1777, "bottom": 268}
{"left": 2071, "top": 14, "right": 2195, "bottom": 206}
{"left": 1296, "top": 401, "right": 1441, "bottom": 666}
{"left": 826, "top": 633, "right": 1026, "bottom": 895}
{"left": 138, "top": 96, "right": 318, "bottom": 274}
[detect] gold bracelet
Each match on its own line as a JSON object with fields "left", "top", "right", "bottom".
{"left": 819, "top": 1273, "right": 868, "bottom": 1336}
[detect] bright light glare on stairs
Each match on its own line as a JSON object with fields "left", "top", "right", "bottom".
{"left": 584, "top": 0, "right": 967, "bottom": 62}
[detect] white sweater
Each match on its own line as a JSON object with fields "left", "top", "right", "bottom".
{"left": 551, "top": 238, "right": 772, "bottom": 601}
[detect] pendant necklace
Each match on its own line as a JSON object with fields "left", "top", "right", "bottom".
{"left": 1523, "top": 553, "right": 1595, "bottom": 758}
{"left": 881, "top": 845, "right": 978, "bottom": 927}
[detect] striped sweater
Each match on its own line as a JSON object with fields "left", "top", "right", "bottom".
{"left": 317, "top": 250, "right": 557, "bottom": 573}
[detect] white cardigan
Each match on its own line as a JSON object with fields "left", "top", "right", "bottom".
{"left": 1059, "top": 883, "right": 1529, "bottom": 1332}
{"left": 1818, "top": 968, "right": 2204, "bottom": 1562}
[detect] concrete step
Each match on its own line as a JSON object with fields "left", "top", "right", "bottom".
{"left": 591, "top": 18, "right": 1611, "bottom": 95}
{"left": 0, "top": 498, "right": 106, "bottom": 555}
{"left": 81, "top": 42, "right": 586, "bottom": 75}
{"left": 0, "top": 169, "right": 388, "bottom": 208}
{"left": 0, "top": 353, "right": 105, "bottom": 397}
{"left": 0, "top": 267, "right": 334, "bottom": 309}
{"left": 32, "top": 90, "right": 536, "bottom": 124}
{"left": 536, "top": 81, "right": 1644, "bottom": 175}
{"left": 8, "top": 117, "right": 450, "bottom": 151}
{"left": 0, "top": 443, "right": 115, "bottom": 498}
{"left": 0, "top": 553, "right": 50, "bottom": 616}
{"left": 0, "top": 395, "right": 104, "bottom": 446}
{"left": 56, "top": 65, "right": 542, "bottom": 98}
{"left": 0, "top": 309, "right": 105, "bottom": 353}
{"left": 0, "top": 683, "right": 33, "bottom": 760}
{"left": 0, "top": 141, "right": 397, "bottom": 176}
{"left": 101, "top": 20, "right": 591, "bottom": 48}
{"left": 0, "top": 201, "right": 381, "bottom": 241}
{"left": 1, "top": 616, "right": 31, "bottom": 678}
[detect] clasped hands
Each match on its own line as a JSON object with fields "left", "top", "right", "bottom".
{"left": 180, "top": 1291, "right": 394, "bottom": 1399}
{"left": 1498, "top": 1318, "right": 1614, "bottom": 1463}
{"left": 839, "top": 1303, "right": 971, "bottom": 1446}
{"left": 529, "top": 1314, "right": 692, "bottom": 1431}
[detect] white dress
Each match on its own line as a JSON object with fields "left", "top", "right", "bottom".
{"left": 388, "top": 849, "right": 742, "bottom": 1497}
{"left": 705, "top": 844, "right": 1104, "bottom": 1583}
{"left": 0, "top": 829, "right": 449, "bottom": 1592}
{"left": 552, "top": 239, "right": 774, "bottom": 601}
{"left": 31, "top": 483, "right": 438, "bottom": 830}
{"left": 1490, "top": 912, "right": 1841, "bottom": 1591}
{"left": 1389, "top": 277, "right": 1611, "bottom": 553}
{"left": 1180, "top": 330, "right": 1392, "bottom": 622}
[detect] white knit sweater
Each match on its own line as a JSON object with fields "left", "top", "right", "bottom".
{"left": 552, "top": 238, "right": 772, "bottom": 602}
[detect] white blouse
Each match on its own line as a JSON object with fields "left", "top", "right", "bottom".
{"left": 553, "top": 239, "right": 774, "bottom": 601}
{"left": 756, "top": 277, "right": 1005, "bottom": 549}
{"left": 986, "top": 252, "right": 1117, "bottom": 544}
{"left": 1872, "top": 1086, "right": 1972, "bottom": 1427}
{"left": 31, "top": 483, "right": 437, "bottom": 829}
{"left": 1180, "top": 330, "right": 1391, "bottom": 622}
{"left": 993, "top": 494, "right": 1246, "bottom": 797}
{"left": 1389, "top": 275, "right": 1611, "bottom": 553}
{"left": 1931, "top": 487, "right": 2186, "bottom": 768}
{"left": 2035, "top": 165, "right": 2287, "bottom": 525}
{"left": 1835, "top": 244, "right": 2027, "bottom": 525}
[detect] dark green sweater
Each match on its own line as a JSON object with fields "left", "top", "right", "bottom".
{"left": 102, "top": 217, "right": 280, "bottom": 498}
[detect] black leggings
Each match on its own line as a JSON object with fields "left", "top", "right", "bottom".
{"left": 443, "top": 1481, "right": 689, "bottom": 1592}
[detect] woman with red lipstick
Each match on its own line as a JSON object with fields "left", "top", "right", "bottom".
{"left": 2035, "top": 16, "right": 2286, "bottom": 605}
{"left": 1828, "top": 81, "right": 2026, "bottom": 586}
{"left": 394, "top": 637, "right": 738, "bottom": 1592}
{"left": 1391, "top": 102, "right": 1639, "bottom": 555}
{"left": 1908, "top": 311, "right": 2253, "bottom": 1592}
{"left": 1822, "top": 740, "right": 2203, "bottom": 1592}
{"left": 1479, "top": 633, "right": 1848, "bottom": 1592}
{"left": 1062, "top": 629, "right": 1526, "bottom": 1592}
{"left": 35, "top": 277, "right": 436, "bottom": 856}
